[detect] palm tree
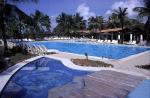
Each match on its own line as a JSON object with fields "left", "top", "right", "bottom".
{"left": 56, "top": 12, "right": 67, "bottom": 35}
{"left": 56, "top": 12, "right": 74, "bottom": 37}
{"left": 113, "top": 7, "right": 128, "bottom": 43}
{"left": 95, "top": 16, "right": 103, "bottom": 31}
{"left": 30, "top": 10, "right": 51, "bottom": 38}
{"left": 88, "top": 16, "right": 96, "bottom": 31}
{"left": 134, "top": 0, "right": 150, "bottom": 40}
{"left": 108, "top": 13, "right": 120, "bottom": 28}
{"left": 88, "top": 16, "right": 103, "bottom": 32}
{"left": 72, "top": 13, "right": 86, "bottom": 37}
{"left": 0, "top": 0, "right": 37, "bottom": 55}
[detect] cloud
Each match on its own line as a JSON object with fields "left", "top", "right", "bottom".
{"left": 105, "top": 10, "right": 112, "bottom": 15}
{"left": 105, "top": 0, "right": 143, "bottom": 18}
{"left": 77, "top": 3, "right": 95, "bottom": 20}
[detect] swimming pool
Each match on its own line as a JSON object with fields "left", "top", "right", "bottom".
{"left": 1, "top": 57, "right": 91, "bottom": 98}
{"left": 30, "top": 41, "right": 150, "bottom": 59}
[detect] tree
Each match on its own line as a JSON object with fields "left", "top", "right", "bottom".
{"left": 30, "top": 10, "right": 51, "bottom": 38}
{"left": 95, "top": 16, "right": 104, "bottom": 31}
{"left": 114, "top": 7, "right": 128, "bottom": 30}
{"left": 0, "top": 0, "right": 38, "bottom": 55}
{"left": 88, "top": 16, "right": 96, "bottom": 31}
{"left": 134, "top": 0, "right": 150, "bottom": 40}
{"left": 88, "top": 16, "right": 104, "bottom": 32}
{"left": 107, "top": 13, "right": 120, "bottom": 28}
{"left": 113, "top": 7, "right": 128, "bottom": 43}
{"left": 56, "top": 12, "right": 67, "bottom": 35}
{"left": 56, "top": 12, "right": 74, "bottom": 37}
{"left": 55, "top": 13, "right": 86, "bottom": 37}
{"left": 125, "top": 18, "right": 143, "bottom": 28}
{"left": 73, "top": 13, "right": 86, "bottom": 31}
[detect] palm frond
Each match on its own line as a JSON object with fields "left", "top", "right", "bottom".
{"left": 134, "top": 7, "right": 150, "bottom": 17}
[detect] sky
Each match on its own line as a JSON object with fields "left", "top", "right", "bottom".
{"left": 14, "top": 0, "right": 144, "bottom": 29}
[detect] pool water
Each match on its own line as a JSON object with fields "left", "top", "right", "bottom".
{"left": 1, "top": 57, "right": 91, "bottom": 98}
{"left": 127, "top": 80, "right": 150, "bottom": 98}
{"left": 30, "top": 41, "right": 150, "bottom": 59}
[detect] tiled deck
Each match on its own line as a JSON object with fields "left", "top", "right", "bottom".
{"left": 48, "top": 70, "right": 145, "bottom": 98}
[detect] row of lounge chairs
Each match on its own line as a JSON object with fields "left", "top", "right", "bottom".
{"left": 97, "top": 40, "right": 118, "bottom": 44}
{"left": 23, "top": 44, "right": 58, "bottom": 55}
{"left": 44, "top": 37, "right": 71, "bottom": 40}
{"left": 97, "top": 40, "right": 147, "bottom": 45}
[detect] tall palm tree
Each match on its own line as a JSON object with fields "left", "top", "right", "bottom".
{"left": 114, "top": 7, "right": 128, "bottom": 30}
{"left": 56, "top": 12, "right": 74, "bottom": 37}
{"left": 73, "top": 13, "right": 83, "bottom": 31}
{"left": 114, "top": 7, "right": 128, "bottom": 43}
{"left": 56, "top": 12, "right": 67, "bottom": 34}
{"left": 88, "top": 16, "right": 96, "bottom": 31}
{"left": 108, "top": 13, "right": 120, "bottom": 28}
{"left": 0, "top": 0, "right": 37, "bottom": 55}
{"left": 30, "top": 10, "right": 51, "bottom": 38}
{"left": 73, "top": 13, "right": 86, "bottom": 34}
{"left": 88, "top": 16, "right": 103, "bottom": 32}
{"left": 134, "top": 0, "right": 150, "bottom": 40}
{"left": 95, "top": 16, "right": 103, "bottom": 31}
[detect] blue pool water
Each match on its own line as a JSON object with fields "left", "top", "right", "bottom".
{"left": 127, "top": 80, "right": 150, "bottom": 98}
{"left": 30, "top": 41, "right": 150, "bottom": 59}
{"left": 1, "top": 57, "right": 91, "bottom": 98}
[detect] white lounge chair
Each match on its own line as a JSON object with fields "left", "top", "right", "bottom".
{"left": 111, "top": 40, "right": 118, "bottom": 44}
{"left": 32, "top": 45, "right": 43, "bottom": 55}
{"left": 127, "top": 41, "right": 136, "bottom": 45}
{"left": 36, "top": 45, "right": 47, "bottom": 55}
{"left": 41, "top": 45, "right": 59, "bottom": 54}
{"left": 107, "top": 40, "right": 111, "bottom": 44}
{"left": 104, "top": 40, "right": 108, "bottom": 43}
{"left": 98, "top": 40, "right": 103, "bottom": 43}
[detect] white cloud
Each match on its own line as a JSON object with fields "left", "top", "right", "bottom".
{"left": 105, "top": 10, "right": 112, "bottom": 15}
{"left": 77, "top": 3, "right": 96, "bottom": 20}
{"left": 105, "top": 0, "right": 143, "bottom": 18}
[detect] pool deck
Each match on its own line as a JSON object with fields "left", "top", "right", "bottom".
{"left": 0, "top": 50, "right": 150, "bottom": 96}
{"left": 48, "top": 50, "right": 150, "bottom": 78}
{"left": 48, "top": 70, "right": 145, "bottom": 98}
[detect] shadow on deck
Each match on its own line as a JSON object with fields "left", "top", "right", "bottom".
{"left": 48, "top": 70, "right": 145, "bottom": 98}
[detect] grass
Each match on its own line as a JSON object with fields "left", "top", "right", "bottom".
{"left": 71, "top": 58, "right": 113, "bottom": 67}
{"left": 0, "top": 52, "right": 36, "bottom": 73}
{"left": 10, "top": 53, "right": 36, "bottom": 64}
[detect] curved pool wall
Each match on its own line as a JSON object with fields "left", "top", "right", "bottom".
{"left": 29, "top": 41, "right": 150, "bottom": 59}
{"left": 1, "top": 57, "right": 91, "bottom": 98}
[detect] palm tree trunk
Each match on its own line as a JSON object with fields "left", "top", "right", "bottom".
{"left": 19, "top": 19, "right": 23, "bottom": 41}
{"left": 0, "top": 1, "right": 8, "bottom": 55}
{"left": 121, "top": 19, "right": 124, "bottom": 44}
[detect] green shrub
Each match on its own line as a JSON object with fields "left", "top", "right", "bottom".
{"left": 11, "top": 45, "right": 28, "bottom": 54}
{"left": 0, "top": 57, "right": 7, "bottom": 71}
